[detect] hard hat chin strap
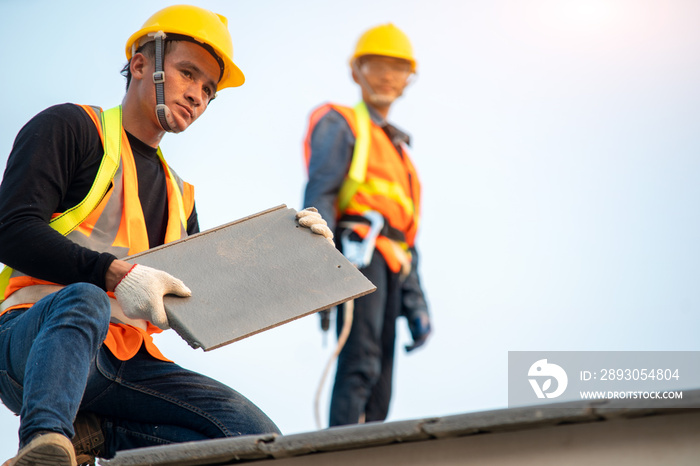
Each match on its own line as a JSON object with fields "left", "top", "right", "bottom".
{"left": 151, "top": 31, "right": 177, "bottom": 133}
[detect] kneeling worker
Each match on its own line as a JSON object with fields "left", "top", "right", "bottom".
{"left": 0, "top": 5, "right": 331, "bottom": 465}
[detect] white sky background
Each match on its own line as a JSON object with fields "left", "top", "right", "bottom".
{"left": 1, "top": 0, "right": 699, "bottom": 458}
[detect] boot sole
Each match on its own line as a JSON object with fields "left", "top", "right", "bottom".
{"left": 10, "top": 433, "right": 75, "bottom": 466}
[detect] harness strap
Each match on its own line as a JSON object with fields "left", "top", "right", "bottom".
{"left": 338, "top": 214, "right": 405, "bottom": 242}
{"left": 337, "top": 220, "right": 412, "bottom": 278}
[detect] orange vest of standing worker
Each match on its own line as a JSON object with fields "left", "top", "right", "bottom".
{"left": 0, "top": 104, "right": 195, "bottom": 361}
{"left": 304, "top": 102, "right": 421, "bottom": 273}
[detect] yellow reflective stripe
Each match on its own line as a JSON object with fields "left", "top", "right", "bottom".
{"left": 158, "top": 149, "right": 187, "bottom": 230}
{"left": 337, "top": 180, "right": 359, "bottom": 213}
{"left": 0, "top": 266, "right": 11, "bottom": 302}
{"left": 49, "top": 106, "right": 121, "bottom": 236}
{"left": 338, "top": 101, "right": 371, "bottom": 211}
{"left": 1, "top": 106, "right": 122, "bottom": 303}
{"left": 348, "top": 101, "right": 371, "bottom": 182}
{"left": 350, "top": 178, "right": 415, "bottom": 217}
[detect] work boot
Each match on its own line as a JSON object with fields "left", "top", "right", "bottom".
{"left": 3, "top": 432, "right": 76, "bottom": 466}
{"left": 72, "top": 412, "right": 105, "bottom": 466}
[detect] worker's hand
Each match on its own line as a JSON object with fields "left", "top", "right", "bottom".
{"left": 405, "top": 310, "right": 431, "bottom": 353}
{"left": 114, "top": 264, "right": 191, "bottom": 330}
{"left": 296, "top": 207, "right": 334, "bottom": 245}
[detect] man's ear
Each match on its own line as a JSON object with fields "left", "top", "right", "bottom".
{"left": 350, "top": 59, "right": 362, "bottom": 85}
{"left": 351, "top": 68, "right": 360, "bottom": 85}
{"left": 130, "top": 53, "right": 148, "bottom": 81}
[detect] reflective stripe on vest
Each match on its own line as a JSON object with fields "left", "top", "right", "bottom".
{"left": 337, "top": 101, "right": 371, "bottom": 212}
{"left": 0, "top": 284, "right": 148, "bottom": 332}
{"left": 55, "top": 106, "right": 122, "bottom": 235}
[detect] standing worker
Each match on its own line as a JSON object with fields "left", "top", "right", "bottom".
{"left": 303, "top": 23, "right": 431, "bottom": 427}
{"left": 0, "top": 5, "right": 332, "bottom": 465}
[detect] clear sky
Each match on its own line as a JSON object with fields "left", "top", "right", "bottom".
{"left": 1, "top": 0, "right": 699, "bottom": 460}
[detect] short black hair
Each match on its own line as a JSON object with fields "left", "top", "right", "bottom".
{"left": 120, "top": 36, "right": 224, "bottom": 91}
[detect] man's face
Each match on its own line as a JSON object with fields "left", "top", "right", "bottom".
{"left": 156, "top": 41, "right": 221, "bottom": 133}
{"left": 356, "top": 55, "right": 413, "bottom": 106}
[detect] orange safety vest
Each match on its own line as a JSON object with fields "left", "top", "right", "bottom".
{"left": 304, "top": 102, "right": 421, "bottom": 273}
{"left": 0, "top": 104, "right": 195, "bottom": 361}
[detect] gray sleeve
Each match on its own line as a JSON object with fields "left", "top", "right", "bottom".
{"left": 302, "top": 109, "right": 355, "bottom": 233}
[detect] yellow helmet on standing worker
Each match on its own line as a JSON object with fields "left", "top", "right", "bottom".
{"left": 125, "top": 4, "right": 245, "bottom": 89}
{"left": 351, "top": 23, "right": 416, "bottom": 72}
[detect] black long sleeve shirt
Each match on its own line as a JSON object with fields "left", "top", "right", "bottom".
{"left": 0, "top": 103, "right": 198, "bottom": 291}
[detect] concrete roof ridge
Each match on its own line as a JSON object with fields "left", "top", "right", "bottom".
{"left": 101, "top": 388, "right": 700, "bottom": 466}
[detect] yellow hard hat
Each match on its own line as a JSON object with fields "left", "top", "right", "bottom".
{"left": 351, "top": 23, "right": 416, "bottom": 72}
{"left": 125, "top": 4, "right": 244, "bottom": 89}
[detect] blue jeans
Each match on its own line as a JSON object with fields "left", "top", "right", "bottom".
{"left": 329, "top": 250, "right": 402, "bottom": 426}
{"left": 0, "top": 283, "right": 279, "bottom": 458}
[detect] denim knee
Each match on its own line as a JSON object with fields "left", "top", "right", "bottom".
{"left": 50, "top": 283, "right": 111, "bottom": 338}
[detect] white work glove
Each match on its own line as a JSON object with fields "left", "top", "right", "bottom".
{"left": 114, "top": 264, "right": 191, "bottom": 330}
{"left": 296, "top": 207, "right": 334, "bottom": 245}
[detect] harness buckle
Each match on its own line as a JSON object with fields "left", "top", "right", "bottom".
{"left": 340, "top": 210, "right": 384, "bottom": 268}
